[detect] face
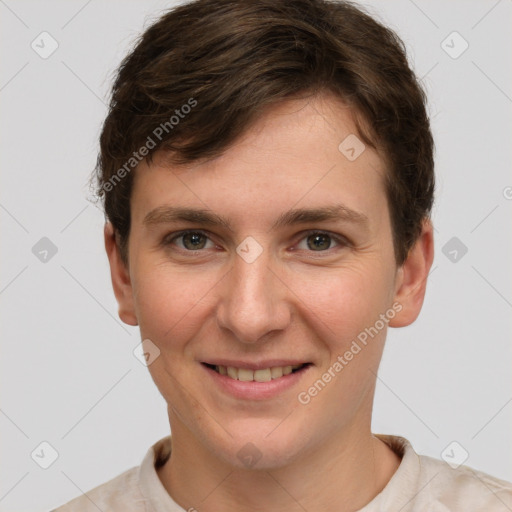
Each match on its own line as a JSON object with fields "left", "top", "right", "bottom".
{"left": 107, "top": 93, "right": 432, "bottom": 469}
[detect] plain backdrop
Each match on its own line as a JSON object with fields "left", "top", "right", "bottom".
{"left": 1, "top": 0, "right": 511, "bottom": 510}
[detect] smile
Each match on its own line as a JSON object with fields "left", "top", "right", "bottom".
{"left": 200, "top": 360, "right": 313, "bottom": 400}
{"left": 203, "top": 363, "right": 309, "bottom": 382}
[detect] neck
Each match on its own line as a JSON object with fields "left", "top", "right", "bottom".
{"left": 157, "top": 420, "right": 401, "bottom": 512}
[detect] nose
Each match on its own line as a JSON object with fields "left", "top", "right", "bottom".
{"left": 216, "top": 246, "right": 291, "bottom": 345}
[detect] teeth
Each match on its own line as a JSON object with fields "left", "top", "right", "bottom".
{"left": 270, "top": 366, "right": 283, "bottom": 379}
{"left": 214, "top": 364, "right": 304, "bottom": 381}
{"left": 238, "top": 368, "right": 253, "bottom": 382}
{"left": 254, "top": 368, "right": 272, "bottom": 382}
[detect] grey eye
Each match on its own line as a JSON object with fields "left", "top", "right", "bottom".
{"left": 305, "top": 233, "right": 334, "bottom": 251}
{"left": 181, "top": 232, "right": 209, "bottom": 250}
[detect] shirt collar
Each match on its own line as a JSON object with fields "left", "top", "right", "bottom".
{"left": 137, "top": 433, "right": 422, "bottom": 512}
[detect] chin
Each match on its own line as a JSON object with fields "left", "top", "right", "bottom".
{"left": 209, "top": 422, "right": 311, "bottom": 471}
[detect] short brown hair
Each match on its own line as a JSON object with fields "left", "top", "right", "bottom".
{"left": 93, "top": 0, "right": 435, "bottom": 266}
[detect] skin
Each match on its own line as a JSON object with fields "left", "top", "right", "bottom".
{"left": 105, "top": 93, "right": 434, "bottom": 512}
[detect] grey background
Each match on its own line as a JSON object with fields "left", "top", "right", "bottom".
{"left": 1, "top": 0, "right": 511, "bottom": 510}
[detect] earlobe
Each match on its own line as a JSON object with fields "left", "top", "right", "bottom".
{"left": 104, "top": 222, "right": 139, "bottom": 326}
{"left": 389, "top": 218, "right": 434, "bottom": 328}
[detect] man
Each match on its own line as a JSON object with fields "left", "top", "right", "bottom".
{"left": 54, "top": 0, "right": 512, "bottom": 510}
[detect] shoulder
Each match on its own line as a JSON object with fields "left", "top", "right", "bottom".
{"left": 419, "top": 453, "right": 512, "bottom": 511}
{"left": 374, "top": 434, "right": 512, "bottom": 512}
{"left": 51, "top": 436, "right": 175, "bottom": 512}
{"left": 51, "top": 465, "right": 143, "bottom": 511}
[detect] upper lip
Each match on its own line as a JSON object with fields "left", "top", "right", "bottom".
{"left": 201, "top": 359, "right": 311, "bottom": 370}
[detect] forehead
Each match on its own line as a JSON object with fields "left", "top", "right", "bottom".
{"left": 131, "top": 94, "right": 389, "bottom": 231}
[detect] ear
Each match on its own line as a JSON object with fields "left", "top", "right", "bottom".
{"left": 389, "top": 218, "right": 434, "bottom": 327}
{"left": 104, "top": 222, "right": 138, "bottom": 326}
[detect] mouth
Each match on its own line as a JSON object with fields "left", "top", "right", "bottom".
{"left": 201, "top": 362, "right": 311, "bottom": 382}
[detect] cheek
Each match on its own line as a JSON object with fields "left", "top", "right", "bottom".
{"left": 290, "top": 261, "right": 393, "bottom": 347}
{"left": 132, "top": 264, "right": 219, "bottom": 347}
{"left": 292, "top": 267, "right": 391, "bottom": 426}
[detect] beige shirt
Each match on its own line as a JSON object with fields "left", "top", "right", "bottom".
{"left": 53, "top": 434, "right": 512, "bottom": 511}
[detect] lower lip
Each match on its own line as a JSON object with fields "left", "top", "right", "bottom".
{"left": 201, "top": 363, "right": 312, "bottom": 400}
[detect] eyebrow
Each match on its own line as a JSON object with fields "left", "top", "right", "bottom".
{"left": 143, "top": 204, "right": 369, "bottom": 232}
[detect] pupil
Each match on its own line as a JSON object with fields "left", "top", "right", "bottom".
{"left": 308, "top": 234, "right": 330, "bottom": 251}
{"left": 184, "top": 232, "right": 206, "bottom": 250}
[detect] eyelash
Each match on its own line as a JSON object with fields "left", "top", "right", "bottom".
{"left": 163, "top": 229, "right": 349, "bottom": 255}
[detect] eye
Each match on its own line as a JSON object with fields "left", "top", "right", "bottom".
{"left": 165, "top": 230, "right": 215, "bottom": 251}
{"left": 163, "top": 229, "right": 348, "bottom": 254}
{"left": 295, "top": 230, "right": 347, "bottom": 252}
